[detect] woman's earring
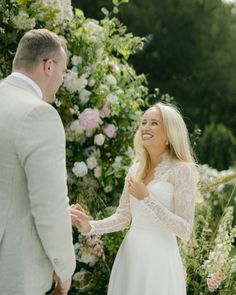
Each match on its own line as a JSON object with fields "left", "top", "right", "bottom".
{"left": 165, "top": 140, "right": 169, "bottom": 146}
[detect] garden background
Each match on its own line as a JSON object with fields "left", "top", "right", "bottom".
{"left": 0, "top": 0, "right": 235, "bottom": 294}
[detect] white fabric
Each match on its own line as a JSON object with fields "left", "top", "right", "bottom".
{"left": 0, "top": 76, "right": 75, "bottom": 295}
{"left": 88, "top": 156, "right": 197, "bottom": 295}
{"left": 11, "top": 72, "right": 43, "bottom": 99}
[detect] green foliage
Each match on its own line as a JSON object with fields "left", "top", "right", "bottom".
{"left": 197, "top": 123, "right": 236, "bottom": 170}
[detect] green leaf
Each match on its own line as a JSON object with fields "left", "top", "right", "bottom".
{"left": 113, "top": 7, "right": 119, "bottom": 14}
{"left": 121, "top": 0, "right": 129, "bottom": 3}
{"left": 101, "top": 7, "right": 109, "bottom": 16}
{"left": 112, "top": 0, "right": 119, "bottom": 6}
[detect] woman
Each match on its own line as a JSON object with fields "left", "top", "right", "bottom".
{"left": 72, "top": 102, "right": 198, "bottom": 295}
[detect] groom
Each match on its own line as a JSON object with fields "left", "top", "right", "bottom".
{"left": 0, "top": 29, "right": 88, "bottom": 295}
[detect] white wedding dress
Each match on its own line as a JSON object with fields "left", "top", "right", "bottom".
{"left": 87, "top": 156, "right": 196, "bottom": 295}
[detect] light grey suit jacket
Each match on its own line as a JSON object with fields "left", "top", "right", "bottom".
{"left": 0, "top": 76, "right": 76, "bottom": 295}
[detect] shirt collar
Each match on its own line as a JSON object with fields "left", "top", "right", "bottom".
{"left": 11, "top": 72, "right": 43, "bottom": 100}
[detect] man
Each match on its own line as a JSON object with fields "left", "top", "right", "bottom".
{"left": 0, "top": 29, "right": 86, "bottom": 295}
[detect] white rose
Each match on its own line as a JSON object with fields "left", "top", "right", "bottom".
{"left": 94, "top": 166, "right": 102, "bottom": 178}
{"left": 79, "top": 89, "right": 91, "bottom": 105}
{"left": 72, "top": 161, "right": 88, "bottom": 177}
{"left": 94, "top": 133, "right": 105, "bottom": 146}
{"left": 86, "top": 156, "right": 98, "bottom": 170}
{"left": 113, "top": 156, "right": 122, "bottom": 170}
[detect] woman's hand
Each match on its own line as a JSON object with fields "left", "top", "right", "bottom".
{"left": 70, "top": 204, "right": 92, "bottom": 233}
{"left": 128, "top": 177, "right": 149, "bottom": 200}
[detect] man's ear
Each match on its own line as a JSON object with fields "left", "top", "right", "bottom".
{"left": 43, "top": 59, "right": 53, "bottom": 76}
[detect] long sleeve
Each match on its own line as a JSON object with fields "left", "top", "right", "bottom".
{"left": 86, "top": 166, "right": 135, "bottom": 235}
{"left": 16, "top": 104, "right": 76, "bottom": 282}
{"left": 140, "top": 163, "right": 197, "bottom": 240}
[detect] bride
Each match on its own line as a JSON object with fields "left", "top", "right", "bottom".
{"left": 71, "top": 102, "right": 198, "bottom": 295}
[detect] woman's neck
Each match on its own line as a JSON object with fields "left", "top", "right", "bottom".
{"left": 147, "top": 148, "right": 167, "bottom": 170}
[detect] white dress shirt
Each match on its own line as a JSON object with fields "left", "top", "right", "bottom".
{"left": 11, "top": 72, "right": 43, "bottom": 100}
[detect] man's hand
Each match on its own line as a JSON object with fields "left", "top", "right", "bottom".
{"left": 50, "top": 273, "right": 71, "bottom": 295}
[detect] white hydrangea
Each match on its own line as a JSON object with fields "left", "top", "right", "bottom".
{"left": 83, "top": 21, "right": 104, "bottom": 42}
{"left": 104, "top": 74, "right": 117, "bottom": 87}
{"left": 98, "top": 84, "right": 109, "bottom": 94}
{"left": 106, "top": 93, "right": 118, "bottom": 104}
{"left": 72, "top": 161, "right": 88, "bottom": 177}
{"left": 11, "top": 10, "right": 35, "bottom": 30}
{"left": 40, "top": 0, "right": 73, "bottom": 24}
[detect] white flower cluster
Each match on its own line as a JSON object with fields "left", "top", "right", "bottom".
{"left": 40, "top": 0, "right": 73, "bottom": 24}
{"left": 198, "top": 164, "right": 234, "bottom": 184}
{"left": 11, "top": 10, "right": 35, "bottom": 30}
{"left": 203, "top": 207, "right": 236, "bottom": 292}
{"left": 83, "top": 21, "right": 104, "bottom": 42}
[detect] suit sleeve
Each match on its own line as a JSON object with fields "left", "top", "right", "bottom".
{"left": 16, "top": 103, "right": 76, "bottom": 282}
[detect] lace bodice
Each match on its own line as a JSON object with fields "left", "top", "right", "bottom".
{"left": 87, "top": 155, "right": 197, "bottom": 240}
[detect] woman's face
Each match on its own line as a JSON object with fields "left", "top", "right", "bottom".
{"left": 140, "top": 107, "right": 168, "bottom": 152}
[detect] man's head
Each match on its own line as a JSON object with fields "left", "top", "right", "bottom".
{"left": 13, "top": 29, "right": 67, "bottom": 103}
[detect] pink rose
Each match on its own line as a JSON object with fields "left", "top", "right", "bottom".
{"left": 79, "top": 108, "right": 100, "bottom": 131}
{"left": 99, "top": 103, "right": 111, "bottom": 118}
{"left": 103, "top": 124, "right": 117, "bottom": 138}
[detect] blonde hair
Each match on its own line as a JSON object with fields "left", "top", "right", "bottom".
{"left": 13, "top": 29, "right": 67, "bottom": 72}
{"left": 134, "top": 102, "right": 197, "bottom": 180}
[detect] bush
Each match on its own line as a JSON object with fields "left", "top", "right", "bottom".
{"left": 197, "top": 123, "right": 236, "bottom": 170}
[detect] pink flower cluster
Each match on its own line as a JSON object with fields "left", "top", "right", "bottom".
{"left": 207, "top": 269, "right": 225, "bottom": 292}
{"left": 85, "top": 235, "right": 105, "bottom": 261}
{"left": 79, "top": 108, "right": 100, "bottom": 130}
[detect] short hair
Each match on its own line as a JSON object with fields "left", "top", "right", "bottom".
{"left": 13, "top": 29, "right": 67, "bottom": 72}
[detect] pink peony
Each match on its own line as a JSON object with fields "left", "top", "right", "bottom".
{"left": 103, "top": 124, "right": 117, "bottom": 138}
{"left": 79, "top": 108, "right": 100, "bottom": 131}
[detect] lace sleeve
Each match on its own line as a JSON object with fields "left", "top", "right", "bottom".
{"left": 140, "top": 163, "right": 197, "bottom": 240}
{"left": 84, "top": 165, "right": 136, "bottom": 235}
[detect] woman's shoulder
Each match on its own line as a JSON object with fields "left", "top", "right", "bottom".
{"left": 170, "top": 160, "right": 198, "bottom": 181}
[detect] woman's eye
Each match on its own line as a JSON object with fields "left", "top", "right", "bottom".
{"left": 152, "top": 121, "right": 158, "bottom": 125}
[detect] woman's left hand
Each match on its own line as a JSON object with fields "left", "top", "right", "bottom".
{"left": 128, "top": 177, "right": 149, "bottom": 200}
